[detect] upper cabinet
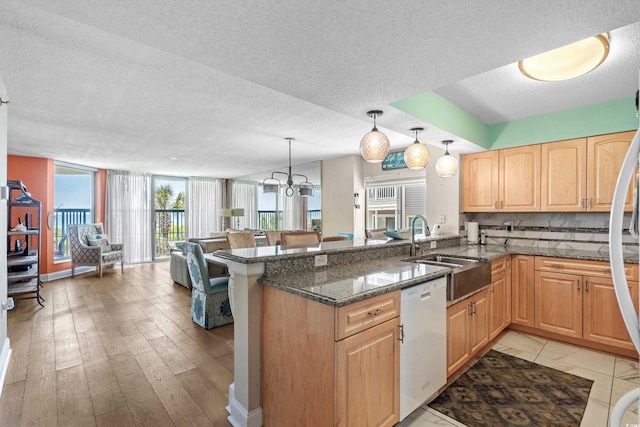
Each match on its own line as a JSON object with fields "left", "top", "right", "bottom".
{"left": 541, "top": 131, "right": 635, "bottom": 212}
{"left": 462, "top": 145, "right": 540, "bottom": 212}
{"left": 463, "top": 131, "right": 635, "bottom": 213}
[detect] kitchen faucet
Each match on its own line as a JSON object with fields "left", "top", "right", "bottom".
{"left": 410, "top": 215, "right": 430, "bottom": 256}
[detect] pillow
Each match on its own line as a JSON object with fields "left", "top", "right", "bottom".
{"left": 87, "top": 234, "right": 112, "bottom": 252}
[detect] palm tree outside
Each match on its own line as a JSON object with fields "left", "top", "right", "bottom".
{"left": 154, "top": 178, "right": 186, "bottom": 258}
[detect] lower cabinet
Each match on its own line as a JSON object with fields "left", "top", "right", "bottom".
{"left": 533, "top": 257, "right": 639, "bottom": 351}
{"left": 446, "top": 288, "right": 488, "bottom": 377}
{"left": 489, "top": 256, "right": 511, "bottom": 340}
{"left": 511, "top": 255, "right": 535, "bottom": 326}
{"left": 262, "top": 286, "right": 401, "bottom": 427}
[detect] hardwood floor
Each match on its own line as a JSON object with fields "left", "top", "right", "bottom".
{"left": 0, "top": 262, "right": 234, "bottom": 427}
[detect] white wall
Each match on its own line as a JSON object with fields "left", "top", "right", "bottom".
{"left": 321, "top": 155, "right": 365, "bottom": 238}
{"left": 0, "top": 75, "right": 9, "bottom": 398}
{"left": 321, "top": 148, "right": 461, "bottom": 238}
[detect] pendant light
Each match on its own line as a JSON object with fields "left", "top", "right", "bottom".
{"left": 403, "top": 127, "right": 430, "bottom": 170}
{"left": 435, "top": 140, "right": 458, "bottom": 177}
{"left": 262, "top": 138, "right": 315, "bottom": 197}
{"left": 360, "top": 110, "right": 390, "bottom": 163}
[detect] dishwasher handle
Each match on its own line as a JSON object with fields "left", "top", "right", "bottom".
{"left": 399, "top": 324, "right": 405, "bottom": 343}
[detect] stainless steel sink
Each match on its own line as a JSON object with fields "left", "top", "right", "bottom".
{"left": 414, "top": 255, "right": 491, "bottom": 301}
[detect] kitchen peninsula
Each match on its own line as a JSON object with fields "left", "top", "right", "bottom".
{"left": 209, "top": 236, "right": 639, "bottom": 427}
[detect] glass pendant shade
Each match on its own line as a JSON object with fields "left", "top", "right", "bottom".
{"left": 298, "top": 182, "right": 314, "bottom": 197}
{"left": 360, "top": 130, "right": 390, "bottom": 163}
{"left": 435, "top": 154, "right": 459, "bottom": 177}
{"left": 404, "top": 141, "right": 430, "bottom": 170}
{"left": 360, "top": 110, "right": 390, "bottom": 163}
{"left": 518, "top": 34, "right": 609, "bottom": 82}
{"left": 263, "top": 178, "right": 280, "bottom": 194}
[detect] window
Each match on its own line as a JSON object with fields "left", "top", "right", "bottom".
{"left": 365, "top": 182, "right": 426, "bottom": 233}
{"left": 154, "top": 176, "right": 186, "bottom": 259}
{"left": 54, "top": 162, "right": 96, "bottom": 260}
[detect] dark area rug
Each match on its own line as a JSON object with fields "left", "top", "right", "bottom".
{"left": 429, "top": 350, "right": 593, "bottom": 427}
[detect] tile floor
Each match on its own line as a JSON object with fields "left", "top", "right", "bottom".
{"left": 398, "top": 330, "right": 640, "bottom": 427}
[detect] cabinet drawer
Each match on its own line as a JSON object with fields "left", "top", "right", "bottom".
{"left": 535, "top": 256, "right": 638, "bottom": 280}
{"left": 335, "top": 291, "right": 400, "bottom": 340}
{"left": 491, "top": 256, "right": 510, "bottom": 275}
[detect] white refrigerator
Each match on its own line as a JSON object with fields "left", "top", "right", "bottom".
{"left": 609, "top": 83, "right": 640, "bottom": 426}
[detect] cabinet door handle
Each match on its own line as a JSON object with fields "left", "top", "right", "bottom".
{"left": 472, "top": 301, "right": 477, "bottom": 315}
{"left": 500, "top": 201, "right": 504, "bottom": 210}
{"left": 580, "top": 198, "right": 585, "bottom": 209}
{"left": 577, "top": 280, "right": 581, "bottom": 290}
{"left": 367, "top": 308, "right": 383, "bottom": 317}
{"left": 585, "top": 281, "right": 589, "bottom": 291}
{"left": 589, "top": 198, "right": 593, "bottom": 209}
{"left": 491, "top": 283, "right": 495, "bottom": 292}
{"left": 399, "top": 324, "right": 404, "bottom": 343}
{"left": 494, "top": 201, "right": 498, "bottom": 210}
{"left": 468, "top": 302, "right": 473, "bottom": 315}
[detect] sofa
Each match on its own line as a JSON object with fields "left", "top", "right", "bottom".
{"left": 170, "top": 240, "right": 229, "bottom": 289}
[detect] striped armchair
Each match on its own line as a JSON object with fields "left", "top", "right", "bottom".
{"left": 69, "top": 223, "right": 124, "bottom": 277}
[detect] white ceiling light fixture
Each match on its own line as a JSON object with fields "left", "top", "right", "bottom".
{"left": 360, "top": 110, "right": 390, "bottom": 163}
{"left": 262, "top": 138, "right": 315, "bottom": 197}
{"left": 435, "top": 140, "right": 458, "bottom": 178}
{"left": 403, "top": 127, "right": 430, "bottom": 170}
{"left": 518, "top": 33, "right": 610, "bottom": 82}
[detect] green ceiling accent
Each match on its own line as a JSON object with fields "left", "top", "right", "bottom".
{"left": 489, "top": 97, "right": 638, "bottom": 149}
{"left": 391, "top": 91, "right": 491, "bottom": 149}
{"left": 393, "top": 91, "right": 638, "bottom": 151}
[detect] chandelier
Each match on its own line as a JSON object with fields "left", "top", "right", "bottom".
{"left": 263, "top": 138, "right": 315, "bottom": 197}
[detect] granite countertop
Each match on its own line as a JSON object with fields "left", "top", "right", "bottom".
{"left": 259, "top": 255, "right": 451, "bottom": 307}
{"left": 258, "top": 243, "right": 638, "bottom": 307}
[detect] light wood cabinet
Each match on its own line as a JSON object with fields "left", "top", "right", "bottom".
{"left": 461, "top": 151, "right": 499, "bottom": 212}
{"left": 499, "top": 145, "right": 541, "bottom": 211}
{"left": 533, "top": 257, "right": 639, "bottom": 349}
{"left": 262, "top": 286, "right": 400, "bottom": 427}
{"left": 583, "top": 277, "right": 639, "bottom": 351}
{"left": 534, "top": 270, "right": 583, "bottom": 338}
{"left": 446, "top": 288, "right": 489, "bottom": 377}
{"left": 511, "top": 255, "right": 535, "bottom": 327}
{"left": 336, "top": 318, "right": 400, "bottom": 427}
{"left": 489, "top": 256, "right": 511, "bottom": 340}
{"left": 540, "top": 131, "right": 635, "bottom": 212}
{"left": 462, "top": 146, "right": 540, "bottom": 212}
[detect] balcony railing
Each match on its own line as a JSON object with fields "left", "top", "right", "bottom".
{"left": 53, "top": 208, "right": 92, "bottom": 259}
{"left": 257, "top": 210, "right": 321, "bottom": 231}
{"left": 155, "top": 209, "right": 185, "bottom": 257}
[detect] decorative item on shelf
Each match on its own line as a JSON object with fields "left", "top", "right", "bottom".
{"left": 219, "top": 208, "right": 245, "bottom": 229}
{"left": 518, "top": 33, "right": 609, "bottom": 82}
{"left": 360, "top": 110, "right": 390, "bottom": 163}
{"left": 403, "top": 127, "right": 430, "bottom": 170}
{"left": 435, "top": 140, "right": 459, "bottom": 177}
{"left": 262, "top": 138, "right": 315, "bottom": 197}
{"left": 354, "top": 191, "right": 360, "bottom": 209}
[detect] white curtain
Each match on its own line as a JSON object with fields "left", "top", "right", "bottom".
{"left": 106, "top": 170, "right": 153, "bottom": 263}
{"left": 230, "top": 180, "right": 258, "bottom": 230}
{"left": 282, "top": 188, "right": 303, "bottom": 230}
{"left": 186, "top": 177, "right": 224, "bottom": 239}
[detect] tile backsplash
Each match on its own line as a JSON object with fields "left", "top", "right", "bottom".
{"left": 460, "top": 212, "right": 638, "bottom": 254}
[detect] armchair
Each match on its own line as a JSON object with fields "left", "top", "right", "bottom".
{"left": 184, "top": 242, "right": 233, "bottom": 329}
{"left": 69, "top": 223, "right": 124, "bottom": 277}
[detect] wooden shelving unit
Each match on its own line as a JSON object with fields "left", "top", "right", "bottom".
{"left": 7, "top": 180, "right": 43, "bottom": 306}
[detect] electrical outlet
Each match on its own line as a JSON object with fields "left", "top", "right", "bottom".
{"left": 439, "top": 214, "right": 446, "bottom": 224}
{"left": 314, "top": 254, "right": 328, "bottom": 267}
{"left": 504, "top": 222, "right": 513, "bottom": 232}
{"left": 430, "top": 241, "right": 437, "bottom": 249}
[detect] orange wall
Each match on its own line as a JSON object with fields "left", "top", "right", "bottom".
{"left": 8, "top": 155, "right": 106, "bottom": 275}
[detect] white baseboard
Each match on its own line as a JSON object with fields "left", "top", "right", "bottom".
{"left": 227, "top": 383, "right": 263, "bottom": 427}
{"left": 0, "top": 338, "right": 11, "bottom": 399}
{"left": 40, "top": 266, "right": 95, "bottom": 282}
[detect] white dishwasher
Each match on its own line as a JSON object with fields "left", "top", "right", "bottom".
{"left": 399, "top": 276, "right": 447, "bottom": 421}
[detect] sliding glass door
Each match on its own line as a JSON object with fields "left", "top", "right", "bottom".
{"left": 153, "top": 176, "right": 186, "bottom": 260}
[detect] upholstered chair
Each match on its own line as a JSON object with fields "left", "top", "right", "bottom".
{"left": 265, "top": 230, "right": 281, "bottom": 246}
{"left": 183, "top": 242, "right": 233, "bottom": 329}
{"left": 280, "top": 231, "right": 321, "bottom": 248}
{"left": 366, "top": 228, "right": 388, "bottom": 239}
{"left": 226, "top": 231, "right": 256, "bottom": 249}
{"left": 69, "top": 223, "right": 124, "bottom": 277}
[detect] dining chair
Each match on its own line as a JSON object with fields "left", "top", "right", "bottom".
{"left": 226, "top": 231, "right": 256, "bottom": 249}
{"left": 365, "top": 228, "right": 388, "bottom": 239}
{"left": 265, "top": 230, "right": 282, "bottom": 246}
{"left": 280, "top": 231, "right": 321, "bottom": 248}
{"left": 321, "top": 235, "right": 348, "bottom": 242}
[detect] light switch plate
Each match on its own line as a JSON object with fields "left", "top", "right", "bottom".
{"left": 315, "top": 254, "right": 328, "bottom": 267}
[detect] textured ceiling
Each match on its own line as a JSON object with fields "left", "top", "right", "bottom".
{"left": 1, "top": 1, "right": 639, "bottom": 178}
